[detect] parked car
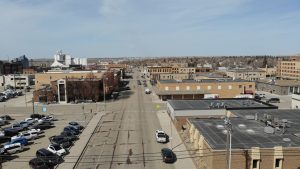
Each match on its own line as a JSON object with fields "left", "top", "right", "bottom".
{"left": 0, "top": 118, "right": 9, "bottom": 126}
{"left": 161, "top": 148, "right": 176, "bottom": 163}
{"left": 64, "top": 126, "right": 80, "bottom": 135}
{"left": 69, "top": 121, "right": 84, "bottom": 130}
{"left": 17, "top": 121, "right": 32, "bottom": 128}
{"left": 3, "top": 124, "right": 24, "bottom": 135}
{"left": 26, "top": 128, "right": 43, "bottom": 135}
{"left": 30, "top": 121, "right": 54, "bottom": 130}
{"left": 155, "top": 129, "right": 168, "bottom": 143}
{"left": 29, "top": 157, "right": 51, "bottom": 169}
{"left": 60, "top": 131, "right": 78, "bottom": 141}
{"left": 36, "top": 148, "right": 62, "bottom": 166}
{"left": 1, "top": 143, "right": 23, "bottom": 154}
{"left": 47, "top": 144, "right": 67, "bottom": 156}
{"left": 30, "top": 114, "right": 45, "bottom": 120}
{"left": 0, "top": 115, "right": 14, "bottom": 121}
{"left": 49, "top": 136, "right": 72, "bottom": 148}
{"left": 11, "top": 131, "right": 38, "bottom": 141}
{"left": 6, "top": 137, "right": 28, "bottom": 146}
{"left": 145, "top": 88, "right": 151, "bottom": 94}
{"left": 266, "top": 98, "right": 280, "bottom": 103}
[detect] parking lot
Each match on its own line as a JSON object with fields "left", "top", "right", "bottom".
{"left": 256, "top": 91, "right": 292, "bottom": 109}
{"left": 0, "top": 103, "right": 100, "bottom": 169}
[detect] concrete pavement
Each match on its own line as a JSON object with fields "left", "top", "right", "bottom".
{"left": 157, "top": 110, "right": 197, "bottom": 169}
{"left": 56, "top": 111, "right": 106, "bottom": 169}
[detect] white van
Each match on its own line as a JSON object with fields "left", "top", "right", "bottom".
{"left": 2, "top": 143, "right": 23, "bottom": 154}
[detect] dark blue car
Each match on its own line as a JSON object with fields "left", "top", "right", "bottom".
{"left": 64, "top": 126, "right": 79, "bottom": 135}
{"left": 6, "top": 137, "right": 28, "bottom": 146}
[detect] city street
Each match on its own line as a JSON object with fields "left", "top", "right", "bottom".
{"left": 75, "top": 71, "right": 176, "bottom": 169}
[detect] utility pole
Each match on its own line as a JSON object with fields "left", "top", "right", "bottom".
{"left": 13, "top": 73, "right": 16, "bottom": 91}
{"left": 225, "top": 117, "right": 232, "bottom": 169}
{"left": 32, "top": 98, "right": 35, "bottom": 114}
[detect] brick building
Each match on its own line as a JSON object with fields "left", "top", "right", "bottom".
{"left": 226, "top": 69, "right": 266, "bottom": 81}
{"left": 277, "top": 57, "right": 300, "bottom": 80}
{"left": 155, "top": 79, "right": 255, "bottom": 100}
{"left": 186, "top": 109, "right": 300, "bottom": 169}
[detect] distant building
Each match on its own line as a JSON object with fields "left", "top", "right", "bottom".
{"left": 0, "top": 61, "right": 23, "bottom": 75}
{"left": 155, "top": 79, "right": 255, "bottom": 100}
{"left": 277, "top": 57, "right": 300, "bottom": 80}
{"left": 258, "top": 67, "right": 276, "bottom": 77}
{"left": 256, "top": 79, "right": 300, "bottom": 95}
{"left": 51, "top": 50, "right": 87, "bottom": 68}
{"left": 226, "top": 69, "right": 266, "bottom": 81}
{"left": 12, "top": 55, "right": 29, "bottom": 68}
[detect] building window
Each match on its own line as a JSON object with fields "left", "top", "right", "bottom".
{"left": 275, "top": 159, "right": 282, "bottom": 169}
{"left": 228, "top": 85, "right": 232, "bottom": 90}
{"left": 176, "top": 86, "right": 179, "bottom": 91}
{"left": 252, "top": 159, "right": 259, "bottom": 169}
{"left": 197, "top": 86, "right": 201, "bottom": 90}
{"left": 50, "top": 76, "right": 52, "bottom": 80}
{"left": 165, "top": 86, "right": 169, "bottom": 91}
{"left": 207, "top": 86, "right": 211, "bottom": 90}
{"left": 218, "top": 85, "right": 221, "bottom": 90}
{"left": 249, "top": 85, "right": 252, "bottom": 88}
{"left": 186, "top": 86, "right": 190, "bottom": 90}
{"left": 239, "top": 85, "right": 242, "bottom": 89}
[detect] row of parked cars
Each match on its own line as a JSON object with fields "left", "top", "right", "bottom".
{"left": 29, "top": 121, "right": 84, "bottom": 168}
{"left": 0, "top": 114, "right": 56, "bottom": 160}
{"left": 0, "top": 89, "right": 23, "bottom": 102}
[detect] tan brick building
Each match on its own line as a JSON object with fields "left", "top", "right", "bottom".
{"left": 186, "top": 109, "right": 300, "bottom": 169}
{"left": 226, "top": 69, "right": 266, "bottom": 81}
{"left": 156, "top": 79, "right": 255, "bottom": 100}
{"left": 35, "top": 70, "right": 104, "bottom": 90}
{"left": 277, "top": 57, "right": 300, "bottom": 80}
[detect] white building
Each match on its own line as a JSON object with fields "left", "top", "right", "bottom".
{"left": 51, "top": 50, "right": 87, "bottom": 68}
{"left": 292, "top": 93, "right": 300, "bottom": 109}
{"left": 0, "top": 74, "right": 34, "bottom": 89}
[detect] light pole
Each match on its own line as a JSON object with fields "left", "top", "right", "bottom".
{"left": 225, "top": 117, "right": 232, "bottom": 169}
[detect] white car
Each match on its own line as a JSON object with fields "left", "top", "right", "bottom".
{"left": 2, "top": 143, "right": 23, "bottom": 154}
{"left": 11, "top": 131, "right": 38, "bottom": 141}
{"left": 47, "top": 144, "right": 67, "bottom": 156}
{"left": 155, "top": 129, "right": 167, "bottom": 143}
{"left": 26, "top": 128, "right": 43, "bottom": 135}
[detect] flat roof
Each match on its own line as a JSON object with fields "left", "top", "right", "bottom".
{"left": 257, "top": 80, "right": 300, "bottom": 86}
{"left": 227, "top": 69, "right": 266, "bottom": 73}
{"left": 189, "top": 112, "right": 300, "bottom": 149}
{"left": 159, "top": 79, "right": 250, "bottom": 84}
{"left": 168, "top": 99, "right": 276, "bottom": 110}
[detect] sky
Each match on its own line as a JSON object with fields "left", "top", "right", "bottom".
{"left": 0, "top": 0, "right": 300, "bottom": 59}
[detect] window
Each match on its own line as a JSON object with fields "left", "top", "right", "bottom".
{"left": 197, "top": 86, "right": 201, "bottom": 90}
{"left": 275, "top": 159, "right": 282, "bottom": 168}
{"left": 249, "top": 85, "right": 252, "bottom": 88}
{"left": 186, "top": 86, "right": 190, "bottom": 90}
{"left": 176, "top": 86, "right": 179, "bottom": 91}
{"left": 165, "top": 86, "right": 169, "bottom": 91}
{"left": 252, "top": 159, "right": 259, "bottom": 169}
{"left": 207, "top": 86, "right": 211, "bottom": 90}
{"left": 228, "top": 85, "right": 232, "bottom": 90}
{"left": 218, "top": 85, "right": 221, "bottom": 90}
{"left": 239, "top": 85, "right": 242, "bottom": 89}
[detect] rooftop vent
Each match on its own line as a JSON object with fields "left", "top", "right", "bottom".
{"left": 222, "top": 130, "right": 228, "bottom": 134}
{"left": 246, "top": 129, "right": 255, "bottom": 134}
{"left": 238, "top": 124, "right": 247, "bottom": 129}
{"left": 245, "top": 115, "right": 255, "bottom": 120}
{"left": 216, "top": 125, "right": 225, "bottom": 129}
{"left": 264, "top": 126, "right": 275, "bottom": 134}
{"left": 283, "top": 138, "right": 291, "bottom": 142}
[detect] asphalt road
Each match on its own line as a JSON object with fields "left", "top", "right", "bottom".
{"left": 75, "top": 70, "right": 175, "bottom": 169}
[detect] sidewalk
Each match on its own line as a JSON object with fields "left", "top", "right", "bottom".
{"left": 56, "top": 111, "right": 106, "bottom": 169}
{"left": 157, "top": 110, "right": 197, "bottom": 169}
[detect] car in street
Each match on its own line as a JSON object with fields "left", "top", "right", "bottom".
{"left": 36, "top": 148, "right": 62, "bottom": 166}
{"left": 161, "top": 148, "right": 176, "bottom": 163}
{"left": 29, "top": 157, "right": 51, "bottom": 169}
{"left": 145, "top": 88, "right": 151, "bottom": 94}
{"left": 155, "top": 129, "right": 168, "bottom": 143}
{"left": 49, "top": 136, "right": 73, "bottom": 148}
{"left": 266, "top": 98, "right": 280, "bottom": 103}
{"left": 1, "top": 143, "right": 23, "bottom": 154}
{"left": 47, "top": 144, "right": 67, "bottom": 156}
{"left": 68, "top": 121, "right": 84, "bottom": 130}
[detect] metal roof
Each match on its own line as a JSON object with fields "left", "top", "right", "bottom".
{"left": 168, "top": 99, "right": 276, "bottom": 110}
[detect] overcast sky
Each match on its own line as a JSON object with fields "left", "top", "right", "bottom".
{"left": 0, "top": 0, "right": 300, "bottom": 59}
